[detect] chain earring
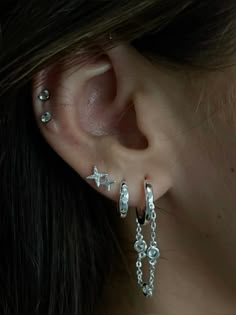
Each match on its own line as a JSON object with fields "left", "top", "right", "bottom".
{"left": 134, "top": 182, "right": 160, "bottom": 297}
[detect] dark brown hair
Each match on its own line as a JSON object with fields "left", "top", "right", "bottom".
{"left": 0, "top": 1, "right": 236, "bottom": 314}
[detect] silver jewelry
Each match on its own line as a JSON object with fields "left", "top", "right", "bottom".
{"left": 86, "top": 166, "right": 108, "bottom": 187}
{"left": 118, "top": 182, "right": 129, "bottom": 218}
{"left": 86, "top": 166, "right": 116, "bottom": 191}
{"left": 38, "top": 89, "right": 52, "bottom": 123}
{"left": 38, "top": 89, "right": 50, "bottom": 101}
{"left": 101, "top": 175, "right": 116, "bottom": 191}
{"left": 134, "top": 182, "right": 160, "bottom": 297}
{"left": 41, "top": 112, "right": 52, "bottom": 123}
{"left": 136, "top": 183, "right": 154, "bottom": 225}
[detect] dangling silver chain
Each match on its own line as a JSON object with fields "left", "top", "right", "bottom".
{"left": 134, "top": 202, "right": 160, "bottom": 297}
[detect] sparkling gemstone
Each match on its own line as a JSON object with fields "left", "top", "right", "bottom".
{"left": 142, "top": 283, "right": 152, "bottom": 297}
{"left": 41, "top": 112, "right": 52, "bottom": 123}
{"left": 147, "top": 246, "right": 160, "bottom": 260}
{"left": 38, "top": 89, "right": 50, "bottom": 101}
{"left": 121, "top": 199, "right": 128, "bottom": 206}
{"left": 134, "top": 240, "right": 147, "bottom": 253}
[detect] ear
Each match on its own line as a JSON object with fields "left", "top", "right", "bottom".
{"left": 32, "top": 42, "right": 172, "bottom": 209}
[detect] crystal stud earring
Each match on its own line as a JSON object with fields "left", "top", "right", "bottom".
{"left": 86, "top": 165, "right": 116, "bottom": 191}
{"left": 38, "top": 89, "right": 50, "bottom": 101}
{"left": 41, "top": 112, "right": 52, "bottom": 123}
{"left": 101, "top": 175, "right": 116, "bottom": 192}
{"left": 38, "top": 89, "right": 52, "bottom": 123}
{"left": 86, "top": 166, "right": 108, "bottom": 187}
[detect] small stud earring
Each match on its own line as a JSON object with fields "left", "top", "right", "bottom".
{"left": 101, "top": 174, "right": 116, "bottom": 192}
{"left": 41, "top": 112, "right": 52, "bottom": 123}
{"left": 38, "top": 89, "right": 52, "bottom": 123}
{"left": 38, "top": 89, "right": 50, "bottom": 101}
{"left": 86, "top": 165, "right": 116, "bottom": 191}
{"left": 86, "top": 166, "right": 108, "bottom": 187}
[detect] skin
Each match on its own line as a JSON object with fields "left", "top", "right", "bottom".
{"left": 33, "top": 42, "right": 236, "bottom": 314}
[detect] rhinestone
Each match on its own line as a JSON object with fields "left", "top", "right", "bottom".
{"left": 41, "top": 112, "right": 52, "bottom": 123}
{"left": 147, "top": 246, "right": 160, "bottom": 260}
{"left": 121, "top": 196, "right": 128, "bottom": 203}
{"left": 142, "top": 283, "right": 152, "bottom": 297}
{"left": 134, "top": 239, "right": 147, "bottom": 253}
{"left": 38, "top": 89, "right": 50, "bottom": 101}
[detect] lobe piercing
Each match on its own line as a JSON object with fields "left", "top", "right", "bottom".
{"left": 118, "top": 182, "right": 129, "bottom": 218}
{"left": 86, "top": 166, "right": 108, "bottom": 187}
{"left": 86, "top": 166, "right": 116, "bottom": 191}
{"left": 101, "top": 175, "right": 116, "bottom": 192}
{"left": 134, "top": 182, "right": 160, "bottom": 297}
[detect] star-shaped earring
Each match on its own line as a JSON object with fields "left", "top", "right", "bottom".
{"left": 101, "top": 175, "right": 116, "bottom": 191}
{"left": 86, "top": 166, "right": 108, "bottom": 187}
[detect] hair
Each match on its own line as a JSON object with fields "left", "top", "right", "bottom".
{"left": 1, "top": 1, "right": 236, "bottom": 314}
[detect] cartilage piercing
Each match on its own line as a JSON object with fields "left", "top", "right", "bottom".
{"left": 38, "top": 89, "right": 50, "bottom": 101}
{"left": 38, "top": 89, "right": 52, "bottom": 124}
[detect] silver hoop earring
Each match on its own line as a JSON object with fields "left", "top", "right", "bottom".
{"left": 134, "top": 182, "right": 160, "bottom": 297}
{"left": 136, "top": 183, "right": 154, "bottom": 225}
{"left": 118, "top": 182, "right": 129, "bottom": 218}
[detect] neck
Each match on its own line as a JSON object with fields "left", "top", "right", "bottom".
{"left": 97, "top": 194, "right": 236, "bottom": 315}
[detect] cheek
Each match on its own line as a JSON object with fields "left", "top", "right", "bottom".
{"left": 169, "top": 116, "right": 236, "bottom": 232}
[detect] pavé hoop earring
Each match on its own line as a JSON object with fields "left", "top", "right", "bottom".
{"left": 118, "top": 182, "right": 129, "bottom": 218}
{"left": 134, "top": 182, "right": 160, "bottom": 297}
{"left": 38, "top": 89, "right": 52, "bottom": 123}
{"left": 136, "top": 182, "right": 154, "bottom": 225}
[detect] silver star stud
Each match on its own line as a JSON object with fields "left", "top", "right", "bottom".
{"left": 86, "top": 166, "right": 108, "bottom": 187}
{"left": 101, "top": 175, "right": 116, "bottom": 191}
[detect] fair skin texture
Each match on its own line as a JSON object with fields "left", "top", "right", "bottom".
{"left": 33, "top": 42, "right": 236, "bottom": 314}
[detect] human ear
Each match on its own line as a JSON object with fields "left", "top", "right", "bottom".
{"left": 32, "top": 42, "right": 172, "bottom": 209}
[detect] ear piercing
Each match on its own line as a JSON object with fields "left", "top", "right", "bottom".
{"left": 101, "top": 175, "right": 116, "bottom": 192}
{"left": 38, "top": 89, "right": 52, "bottom": 123}
{"left": 136, "top": 182, "right": 154, "bottom": 225}
{"left": 119, "top": 182, "right": 129, "bottom": 218}
{"left": 86, "top": 165, "right": 116, "bottom": 191}
{"left": 38, "top": 89, "right": 50, "bottom": 101}
{"left": 41, "top": 112, "right": 52, "bottom": 123}
{"left": 37, "top": 85, "right": 160, "bottom": 296}
{"left": 85, "top": 166, "right": 159, "bottom": 297}
{"left": 134, "top": 182, "right": 160, "bottom": 297}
